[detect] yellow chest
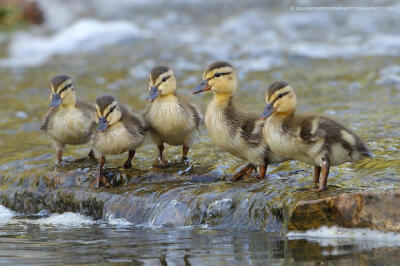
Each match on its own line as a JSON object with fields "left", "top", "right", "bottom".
{"left": 149, "top": 98, "right": 191, "bottom": 137}
{"left": 51, "top": 107, "right": 93, "bottom": 144}
{"left": 94, "top": 122, "right": 138, "bottom": 155}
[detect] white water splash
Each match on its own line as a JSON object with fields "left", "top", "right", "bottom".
{"left": 0, "top": 205, "right": 17, "bottom": 224}
{"left": 287, "top": 226, "right": 400, "bottom": 255}
{"left": 0, "top": 19, "right": 144, "bottom": 67}
{"left": 104, "top": 213, "right": 133, "bottom": 228}
{"left": 32, "top": 212, "right": 95, "bottom": 227}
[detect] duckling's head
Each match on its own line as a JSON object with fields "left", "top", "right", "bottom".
{"left": 147, "top": 66, "right": 177, "bottom": 102}
{"left": 193, "top": 61, "right": 237, "bottom": 95}
{"left": 49, "top": 75, "right": 76, "bottom": 109}
{"left": 261, "top": 81, "right": 297, "bottom": 119}
{"left": 95, "top": 95, "right": 122, "bottom": 132}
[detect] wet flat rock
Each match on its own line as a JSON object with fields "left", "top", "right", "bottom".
{"left": 1, "top": 168, "right": 399, "bottom": 233}
{"left": 289, "top": 190, "right": 400, "bottom": 232}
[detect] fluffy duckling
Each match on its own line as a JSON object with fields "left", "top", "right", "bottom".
{"left": 261, "top": 81, "right": 373, "bottom": 191}
{"left": 193, "top": 61, "right": 285, "bottom": 180}
{"left": 41, "top": 75, "right": 96, "bottom": 165}
{"left": 90, "top": 95, "right": 146, "bottom": 187}
{"left": 143, "top": 66, "right": 202, "bottom": 165}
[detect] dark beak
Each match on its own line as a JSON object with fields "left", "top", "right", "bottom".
{"left": 192, "top": 80, "right": 211, "bottom": 94}
{"left": 148, "top": 86, "right": 159, "bottom": 102}
{"left": 261, "top": 103, "right": 274, "bottom": 119}
{"left": 49, "top": 94, "right": 61, "bottom": 109}
{"left": 98, "top": 117, "right": 108, "bottom": 132}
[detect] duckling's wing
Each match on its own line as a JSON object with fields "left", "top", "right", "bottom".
{"left": 40, "top": 109, "right": 57, "bottom": 132}
{"left": 76, "top": 100, "right": 97, "bottom": 141}
{"left": 296, "top": 115, "right": 372, "bottom": 157}
{"left": 76, "top": 100, "right": 95, "bottom": 117}
{"left": 224, "top": 99, "right": 264, "bottom": 146}
{"left": 142, "top": 104, "right": 152, "bottom": 131}
{"left": 120, "top": 104, "right": 147, "bottom": 137}
{"left": 239, "top": 113, "right": 265, "bottom": 146}
{"left": 176, "top": 94, "right": 203, "bottom": 129}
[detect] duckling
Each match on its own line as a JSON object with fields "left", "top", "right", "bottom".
{"left": 261, "top": 81, "right": 373, "bottom": 191}
{"left": 143, "top": 66, "right": 202, "bottom": 165}
{"left": 193, "top": 61, "right": 286, "bottom": 180}
{"left": 41, "top": 75, "right": 96, "bottom": 165}
{"left": 90, "top": 95, "right": 146, "bottom": 187}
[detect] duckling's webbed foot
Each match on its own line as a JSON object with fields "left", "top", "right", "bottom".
{"left": 243, "top": 165, "right": 257, "bottom": 180}
{"left": 157, "top": 143, "right": 169, "bottom": 166}
{"left": 231, "top": 164, "right": 254, "bottom": 181}
{"left": 91, "top": 175, "right": 111, "bottom": 188}
{"left": 123, "top": 150, "right": 135, "bottom": 169}
{"left": 88, "top": 149, "right": 96, "bottom": 161}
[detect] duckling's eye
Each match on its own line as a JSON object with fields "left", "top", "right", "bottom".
{"left": 214, "top": 73, "right": 221, "bottom": 78}
{"left": 161, "top": 75, "right": 170, "bottom": 82}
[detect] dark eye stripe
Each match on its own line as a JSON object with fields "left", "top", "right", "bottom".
{"left": 105, "top": 105, "right": 117, "bottom": 118}
{"left": 271, "top": 91, "right": 290, "bottom": 105}
{"left": 278, "top": 91, "right": 289, "bottom": 98}
{"left": 58, "top": 83, "right": 72, "bottom": 94}
{"left": 214, "top": 72, "right": 231, "bottom": 78}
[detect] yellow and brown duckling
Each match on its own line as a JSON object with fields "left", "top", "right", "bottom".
{"left": 41, "top": 75, "right": 96, "bottom": 165}
{"left": 261, "top": 81, "right": 373, "bottom": 191}
{"left": 193, "top": 61, "right": 286, "bottom": 180}
{"left": 90, "top": 95, "right": 146, "bottom": 187}
{"left": 143, "top": 66, "right": 202, "bottom": 165}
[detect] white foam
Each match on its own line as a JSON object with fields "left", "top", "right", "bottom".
{"left": 288, "top": 226, "right": 400, "bottom": 244}
{"left": 288, "top": 226, "right": 400, "bottom": 256}
{"left": 0, "top": 19, "right": 143, "bottom": 67}
{"left": 0, "top": 205, "right": 17, "bottom": 224}
{"left": 104, "top": 213, "right": 133, "bottom": 228}
{"left": 33, "top": 212, "right": 95, "bottom": 227}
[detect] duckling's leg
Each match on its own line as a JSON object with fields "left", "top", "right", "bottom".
{"left": 312, "top": 166, "right": 321, "bottom": 183}
{"left": 50, "top": 138, "right": 64, "bottom": 165}
{"left": 157, "top": 143, "right": 168, "bottom": 165}
{"left": 317, "top": 159, "right": 330, "bottom": 192}
{"left": 231, "top": 164, "right": 253, "bottom": 181}
{"left": 91, "top": 156, "right": 110, "bottom": 188}
{"left": 57, "top": 150, "right": 63, "bottom": 165}
{"left": 258, "top": 166, "right": 267, "bottom": 179}
{"left": 123, "top": 150, "right": 135, "bottom": 169}
{"left": 182, "top": 145, "right": 189, "bottom": 163}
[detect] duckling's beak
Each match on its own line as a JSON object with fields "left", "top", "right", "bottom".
{"left": 193, "top": 80, "right": 211, "bottom": 94}
{"left": 49, "top": 94, "right": 61, "bottom": 109}
{"left": 261, "top": 103, "right": 274, "bottom": 119}
{"left": 148, "top": 86, "right": 159, "bottom": 102}
{"left": 98, "top": 117, "right": 108, "bottom": 132}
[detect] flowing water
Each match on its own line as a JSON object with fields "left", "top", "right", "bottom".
{"left": 0, "top": 0, "right": 400, "bottom": 264}
{"left": 1, "top": 205, "right": 400, "bottom": 265}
